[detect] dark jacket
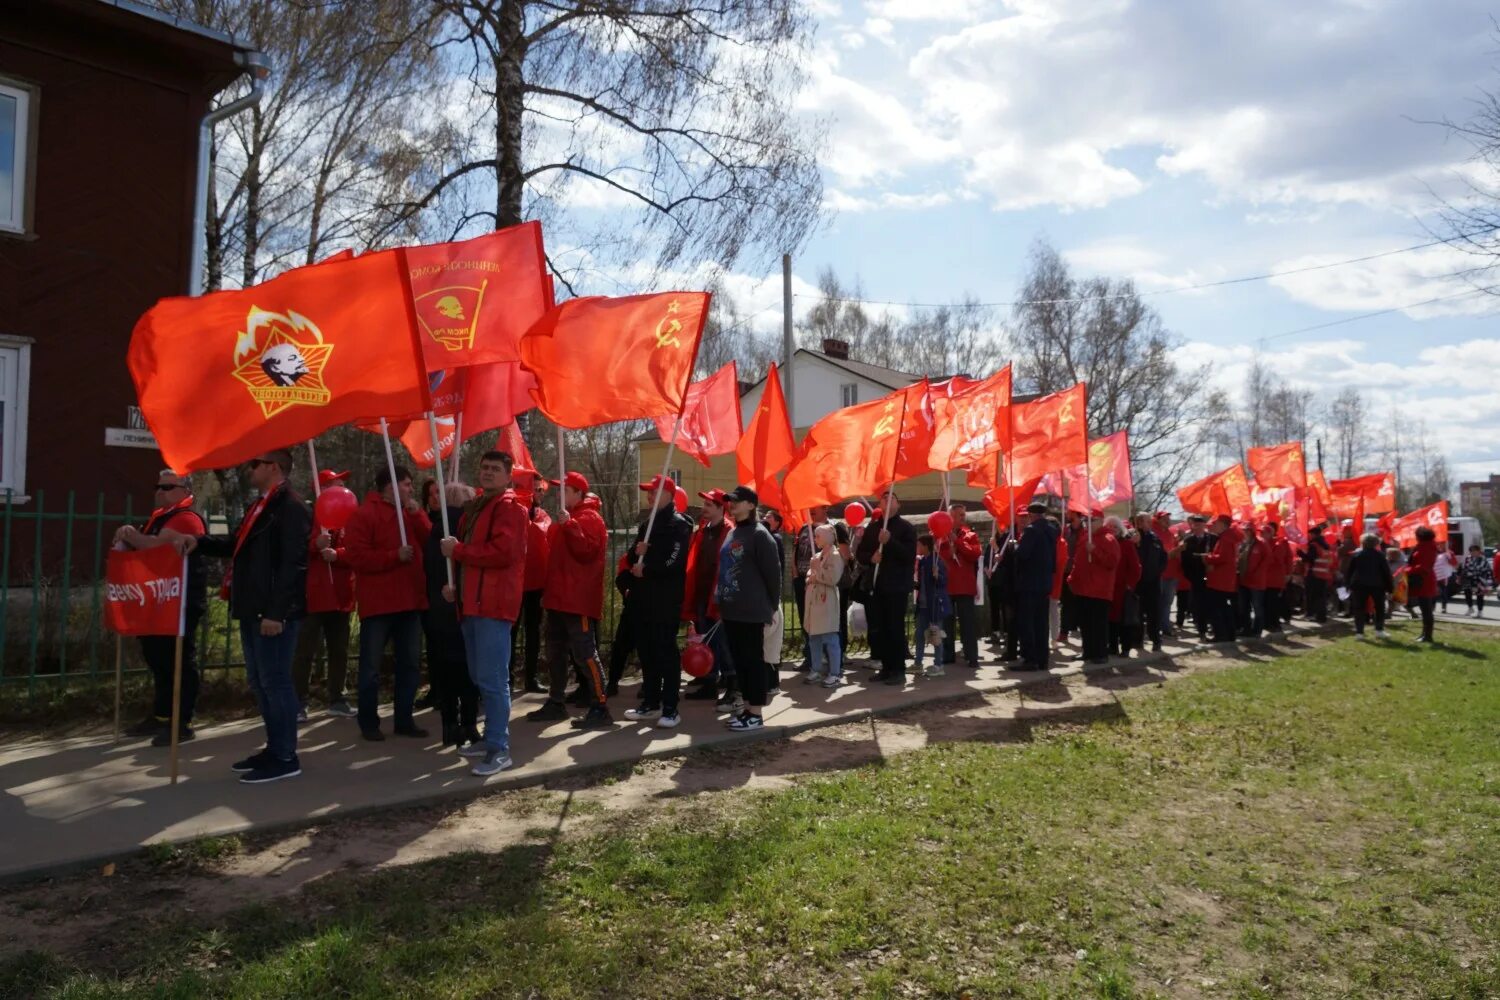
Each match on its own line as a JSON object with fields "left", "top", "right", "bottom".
{"left": 855, "top": 513, "right": 918, "bottom": 595}
{"left": 197, "top": 485, "right": 311, "bottom": 623}
{"left": 1348, "top": 547, "right": 1394, "bottom": 592}
{"left": 1015, "top": 518, "right": 1058, "bottom": 593}
{"left": 627, "top": 508, "right": 695, "bottom": 623}
{"left": 716, "top": 519, "right": 783, "bottom": 624}
{"left": 422, "top": 505, "right": 465, "bottom": 647}
{"left": 1136, "top": 529, "right": 1167, "bottom": 584}
{"left": 1180, "top": 531, "right": 1214, "bottom": 585}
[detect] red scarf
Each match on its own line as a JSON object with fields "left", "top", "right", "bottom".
{"left": 144, "top": 495, "right": 197, "bottom": 535}
{"left": 220, "top": 483, "right": 284, "bottom": 601}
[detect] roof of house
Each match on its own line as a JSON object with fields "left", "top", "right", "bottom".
{"left": 99, "top": 0, "right": 257, "bottom": 50}
{"left": 805, "top": 349, "right": 923, "bottom": 391}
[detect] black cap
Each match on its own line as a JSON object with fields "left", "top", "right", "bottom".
{"left": 725, "top": 485, "right": 758, "bottom": 506}
{"left": 1026, "top": 501, "right": 1048, "bottom": 514}
{"left": 1188, "top": 514, "right": 1209, "bottom": 523}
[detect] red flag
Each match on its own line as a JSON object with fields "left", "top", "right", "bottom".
{"left": 1247, "top": 441, "right": 1307, "bottom": 489}
{"left": 1389, "top": 501, "right": 1449, "bottom": 547}
{"left": 1058, "top": 431, "right": 1132, "bottom": 514}
{"left": 657, "top": 362, "right": 740, "bottom": 468}
{"left": 407, "top": 223, "right": 551, "bottom": 368}
{"left": 1009, "top": 383, "right": 1088, "bottom": 483}
{"left": 461, "top": 361, "right": 537, "bottom": 436}
{"left": 1375, "top": 510, "right": 1396, "bottom": 543}
{"left": 400, "top": 415, "right": 457, "bottom": 469}
{"left": 893, "top": 380, "right": 936, "bottom": 482}
{"left": 129, "top": 248, "right": 430, "bottom": 472}
{"left": 736, "top": 362, "right": 795, "bottom": 489}
{"left": 105, "top": 547, "right": 187, "bottom": 637}
{"left": 1178, "top": 464, "right": 1252, "bottom": 517}
{"left": 519, "top": 292, "right": 709, "bottom": 429}
{"left": 982, "top": 475, "right": 1044, "bottom": 531}
{"left": 1329, "top": 472, "right": 1397, "bottom": 514}
{"left": 926, "top": 366, "right": 1012, "bottom": 471}
{"left": 783, "top": 390, "right": 906, "bottom": 509}
{"left": 498, "top": 421, "right": 536, "bottom": 475}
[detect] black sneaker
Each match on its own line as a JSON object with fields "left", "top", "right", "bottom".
{"left": 571, "top": 706, "right": 615, "bottom": 729}
{"left": 361, "top": 728, "right": 386, "bottom": 742}
{"left": 686, "top": 684, "right": 720, "bottom": 701}
{"left": 881, "top": 673, "right": 907, "bottom": 686}
{"left": 393, "top": 725, "right": 429, "bottom": 739}
{"left": 714, "top": 691, "right": 737, "bottom": 710}
{"left": 231, "top": 749, "right": 272, "bottom": 773}
{"left": 127, "top": 715, "right": 168, "bottom": 738}
{"left": 526, "top": 700, "right": 569, "bottom": 722}
{"left": 565, "top": 687, "right": 590, "bottom": 707}
{"left": 240, "top": 756, "right": 301, "bottom": 784}
{"left": 150, "top": 726, "right": 195, "bottom": 748}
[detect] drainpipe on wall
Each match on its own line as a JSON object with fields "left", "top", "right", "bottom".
{"left": 189, "top": 49, "right": 270, "bottom": 296}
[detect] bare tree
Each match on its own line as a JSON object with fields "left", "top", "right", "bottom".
{"left": 1325, "top": 387, "right": 1368, "bottom": 479}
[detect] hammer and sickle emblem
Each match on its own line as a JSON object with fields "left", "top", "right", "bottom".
{"left": 1058, "top": 400, "right": 1076, "bottom": 424}
{"left": 872, "top": 401, "right": 898, "bottom": 440}
{"left": 654, "top": 300, "right": 684, "bottom": 349}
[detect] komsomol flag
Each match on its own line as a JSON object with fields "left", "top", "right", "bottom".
{"left": 658, "top": 361, "right": 741, "bottom": 468}
{"left": 783, "top": 389, "right": 907, "bottom": 510}
{"left": 736, "top": 362, "right": 796, "bottom": 492}
{"left": 519, "top": 291, "right": 709, "bottom": 429}
{"left": 1389, "top": 501, "right": 1449, "bottom": 547}
{"left": 129, "top": 248, "right": 430, "bottom": 472}
{"left": 1008, "top": 383, "right": 1088, "bottom": 484}
{"left": 406, "top": 222, "right": 552, "bottom": 369}
{"left": 1178, "top": 464, "right": 1252, "bottom": 518}
{"left": 1247, "top": 441, "right": 1307, "bottom": 489}
{"left": 926, "top": 366, "right": 1011, "bottom": 471}
{"left": 105, "top": 546, "right": 187, "bottom": 637}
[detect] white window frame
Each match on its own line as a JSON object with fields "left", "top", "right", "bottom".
{"left": 0, "top": 335, "right": 32, "bottom": 501}
{"left": 840, "top": 382, "right": 859, "bottom": 407}
{"left": 0, "top": 77, "right": 35, "bottom": 235}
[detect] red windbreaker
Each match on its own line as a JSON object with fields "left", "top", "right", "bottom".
{"left": 542, "top": 494, "right": 608, "bottom": 620}
{"left": 1068, "top": 526, "right": 1120, "bottom": 601}
{"left": 1109, "top": 536, "right": 1141, "bottom": 621}
{"left": 1408, "top": 538, "right": 1438, "bottom": 599}
{"left": 524, "top": 506, "right": 552, "bottom": 592}
{"left": 1051, "top": 533, "right": 1068, "bottom": 600}
{"left": 305, "top": 527, "right": 354, "bottom": 614}
{"left": 453, "top": 490, "right": 528, "bottom": 622}
{"left": 1268, "top": 538, "right": 1294, "bottom": 589}
{"left": 338, "top": 494, "right": 431, "bottom": 618}
{"left": 1204, "top": 525, "right": 1244, "bottom": 594}
{"left": 939, "top": 525, "right": 983, "bottom": 598}
{"left": 1242, "top": 538, "right": 1271, "bottom": 590}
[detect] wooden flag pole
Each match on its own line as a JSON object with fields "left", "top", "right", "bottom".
{"left": 426, "top": 411, "right": 455, "bottom": 587}
{"left": 112, "top": 635, "right": 123, "bottom": 744}
{"left": 378, "top": 418, "right": 408, "bottom": 547}
{"left": 307, "top": 440, "right": 322, "bottom": 497}
{"left": 169, "top": 552, "right": 188, "bottom": 785}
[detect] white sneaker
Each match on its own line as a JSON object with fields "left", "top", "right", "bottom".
{"left": 926, "top": 665, "right": 946, "bottom": 678}
{"left": 623, "top": 705, "right": 661, "bottom": 721}
{"left": 804, "top": 672, "right": 825, "bottom": 685}
{"left": 822, "top": 674, "right": 840, "bottom": 689}
{"left": 656, "top": 711, "right": 681, "bottom": 729}
{"left": 1355, "top": 633, "right": 1367, "bottom": 641}
{"left": 1375, "top": 630, "right": 1389, "bottom": 639}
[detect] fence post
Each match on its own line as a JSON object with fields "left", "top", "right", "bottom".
{"left": 59, "top": 491, "right": 75, "bottom": 678}
{"left": 88, "top": 492, "right": 105, "bottom": 677}
{"left": 28, "top": 489, "right": 44, "bottom": 695}
{"left": 1, "top": 489, "right": 12, "bottom": 673}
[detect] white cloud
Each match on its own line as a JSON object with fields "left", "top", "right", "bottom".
{"left": 1268, "top": 244, "right": 1500, "bottom": 319}
{"left": 824, "top": 188, "right": 960, "bottom": 212}
{"left": 1063, "top": 238, "right": 1225, "bottom": 293}
{"left": 863, "top": 17, "right": 894, "bottom": 41}
{"left": 865, "top": 0, "right": 987, "bottom": 23}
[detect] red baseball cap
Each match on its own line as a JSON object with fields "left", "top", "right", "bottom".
{"left": 318, "top": 469, "right": 350, "bottom": 487}
{"left": 640, "top": 474, "right": 676, "bottom": 493}
{"left": 1153, "top": 510, "right": 1171, "bottom": 520}
{"left": 698, "top": 488, "right": 728, "bottom": 506}
{"left": 549, "top": 470, "right": 590, "bottom": 493}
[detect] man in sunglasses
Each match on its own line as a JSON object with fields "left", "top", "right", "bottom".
{"left": 113, "top": 470, "right": 207, "bottom": 746}
{"left": 169, "top": 449, "right": 311, "bottom": 784}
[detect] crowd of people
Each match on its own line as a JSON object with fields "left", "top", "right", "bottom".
{"left": 112, "top": 450, "right": 1492, "bottom": 786}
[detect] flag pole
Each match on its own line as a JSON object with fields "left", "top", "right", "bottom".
{"left": 378, "top": 417, "right": 408, "bottom": 548}
{"left": 426, "top": 411, "right": 455, "bottom": 587}
{"left": 112, "top": 634, "right": 123, "bottom": 744}
{"left": 870, "top": 391, "right": 910, "bottom": 587}
{"left": 449, "top": 412, "right": 464, "bottom": 485}
{"left": 169, "top": 553, "right": 187, "bottom": 786}
{"left": 556, "top": 425, "right": 568, "bottom": 517}
{"left": 307, "top": 440, "right": 322, "bottom": 497}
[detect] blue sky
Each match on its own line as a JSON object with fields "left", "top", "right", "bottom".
{"left": 747, "top": 0, "right": 1500, "bottom": 489}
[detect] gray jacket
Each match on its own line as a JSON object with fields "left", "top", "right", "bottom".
{"left": 715, "top": 519, "right": 783, "bottom": 624}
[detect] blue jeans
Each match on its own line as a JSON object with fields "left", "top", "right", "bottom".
{"left": 807, "top": 632, "right": 841, "bottom": 678}
{"left": 461, "top": 616, "right": 512, "bottom": 754}
{"left": 240, "top": 619, "right": 302, "bottom": 761}
{"left": 356, "top": 611, "right": 423, "bottom": 733}
{"left": 1159, "top": 578, "right": 1176, "bottom": 632}
{"left": 914, "top": 608, "right": 940, "bottom": 667}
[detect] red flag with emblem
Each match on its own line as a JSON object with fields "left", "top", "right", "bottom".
{"left": 1008, "top": 383, "right": 1088, "bottom": 483}
{"left": 519, "top": 291, "right": 709, "bottom": 429}
{"left": 1329, "top": 472, "right": 1397, "bottom": 514}
{"left": 926, "top": 366, "right": 1011, "bottom": 471}
{"left": 129, "top": 247, "right": 430, "bottom": 472}
{"left": 1389, "top": 501, "right": 1449, "bottom": 547}
{"left": 736, "top": 362, "right": 796, "bottom": 491}
{"left": 982, "top": 475, "right": 1044, "bottom": 532}
{"left": 783, "top": 390, "right": 907, "bottom": 509}
{"left": 893, "top": 379, "right": 936, "bottom": 482}
{"left": 1056, "top": 431, "right": 1132, "bottom": 514}
{"left": 1247, "top": 441, "right": 1307, "bottom": 489}
{"left": 657, "top": 362, "right": 740, "bottom": 468}
{"left": 1177, "top": 464, "right": 1252, "bottom": 517}
{"left": 400, "top": 414, "right": 457, "bottom": 469}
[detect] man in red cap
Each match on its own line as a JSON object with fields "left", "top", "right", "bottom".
{"left": 679, "top": 488, "right": 733, "bottom": 707}
{"left": 621, "top": 474, "right": 694, "bottom": 727}
{"left": 529, "top": 470, "right": 614, "bottom": 727}
{"left": 938, "top": 500, "right": 983, "bottom": 670}
{"left": 293, "top": 469, "right": 356, "bottom": 720}
{"left": 509, "top": 467, "right": 551, "bottom": 696}
{"left": 1067, "top": 511, "right": 1119, "bottom": 665}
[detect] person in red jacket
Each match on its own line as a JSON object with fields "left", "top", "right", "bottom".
{"left": 938, "top": 500, "right": 984, "bottom": 669}
{"left": 509, "top": 468, "right": 551, "bottom": 696}
{"left": 1407, "top": 526, "right": 1440, "bottom": 643}
{"left": 1068, "top": 512, "right": 1119, "bottom": 665}
{"left": 527, "top": 471, "right": 615, "bottom": 728}
{"left": 1240, "top": 523, "right": 1271, "bottom": 638}
{"left": 441, "top": 450, "right": 529, "bottom": 776}
{"left": 337, "top": 464, "right": 431, "bottom": 741}
{"left": 1106, "top": 518, "right": 1142, "bottom": 656}
{"left": 1049, "top": 519, "right": 1068, "bottom": 656}
{"left": 680, "top": 489, "right": 733, "bottom": 706}
{"left": 1264, "top": 522, "right": 1294, "bottom": 634}
{"left": 294, "top": 469, "right": 357, "bottom": 720}
{"left": 1203, "top": 515, "right": 1243, "bottom": 643}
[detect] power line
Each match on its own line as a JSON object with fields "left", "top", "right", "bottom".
{"left": 1257, "top": 283, "right": 1500, "bottom": 343}
{"left": 795, "top": 234, "right": 1491, "bottom": 309}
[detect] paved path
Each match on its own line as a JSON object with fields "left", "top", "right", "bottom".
{"left": 0, "top": 621, "right": 1342, "bottom": 882}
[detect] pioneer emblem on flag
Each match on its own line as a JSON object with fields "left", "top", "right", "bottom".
{"left": 231, "top": 307, "right": 334, "bottom": 418}
{"left": 415, "top": 280, "right": 489, "bottom": 351}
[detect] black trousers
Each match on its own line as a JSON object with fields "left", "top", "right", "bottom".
{"left": 1137, "top": 581, "right": 1161, "bottom": 648}
{"left": 292, "top": 609, "right": 351, "bottom": 705}
{"left": 636, "top": 618, "right": 682, "bottom": 712}
{"left": 1059, "top": 584, "right": 1078, "bottom": 636}
{"left": 425, "top": 631, "right": 477, "bottom": 734}
{"left": 793, "top": 574, "right": 808, "bottom": 668}
{"left": 1189, "top": 581, "right": 1210, "bottom": 638}
{"left": 942, "top": 594, "right": 979, "bottom": 665}
{"left": 1351, "top": 584, "right": 1385, "bottom": 634}
{"left": 1015, "top": 590, "right": 1049, "bottom": 667}
{"left": 988, "top": 585, "right": 1003, "bottom": 635}
{"left": 142, "top": 609, "right": 203, "bottom": 724}
{"left": 838, "top": 586, "right": 852, "bottom": 652}
{"left": 545, "top": 611, "right": 606, "bottom": 707}
{"left": 1174, "top": 588, "right": 1190, "bottom": 627}
{"left": 995, "top": 597, "right": 1019, "bottom": 661}
{"left": 509, "top": 589, "right": 544, "bottom": 686}
{"left": 1208, "top": 588, "right": 1237, "bottom": 642}
{"left": 723, "top": 619, "right": 769, "bottom": 708}
{"left": 1263, "top": 587, "right": 1283, "bottom": 631}
{"left": 1416, "top": 596, "right": 1436, "bottom": 640}
{"left": 871, "top": 589, "right": 910, "bottom": 677}
{"left": 1305, "top": 577, "right": 1329, "bottom": 622}
{"left": 608, "top": 606, "right": 636, "bottom": 689}
{"left": 1077, "top": 596, "right": 1110, "bottom": 662}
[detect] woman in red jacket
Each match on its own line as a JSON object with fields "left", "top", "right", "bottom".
{"left": 1068, "top": 513, "right": 1119, "bottom": 665}
{"left": 1407, "top": 526, "right": 1440, "bottom": 643}
{"left": 1106, "top": 518, "right": 1142, "bottom": 657}
{"left": 1203, "top": 515, "right": 1243, "bottom": 643}
{"left": 511, "top": 472, "right": 551, "bottom": 695}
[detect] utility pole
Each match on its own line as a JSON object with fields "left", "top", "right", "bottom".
{"left": 1315, "top": 437, "right": 1324, "bottom": 473}
{"left": 782, "top": 253, "right": 795, "bottom": 429}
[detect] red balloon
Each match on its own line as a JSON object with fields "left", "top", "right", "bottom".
{"left": 314, "top": 485, "right": 359, "bottom": 530}
{"left": 682, "top": 641, "right": 714, "bottom": 678}
{"left": 844, "top": 503, "right": 866, "bottom": 528}
{"left": 928, "top": 511, "right": 954, "bottom": 537}
{"left": 674, "top": 487, "right": 689, "bottom": 513}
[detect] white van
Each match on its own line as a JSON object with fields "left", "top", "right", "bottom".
{"left": 1448, "top": 516, "right": 1485, "bottom": 553}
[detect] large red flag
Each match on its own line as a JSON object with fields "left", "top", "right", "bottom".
{"left": 658, "top": 362, "right": 740, "bottom": 468}
{"left": 462, "top": 361, "right": 537, "bottom": 436}
{"left": 406, "top": 222, "right": 551, "bottom": 369}
{"left": 1057, "top": 431, "right": 1132, "bottom": 514}
{"left": 736, "top": 362, "right": 796, "bottom": 489}
{"left": 1177, "top": 464, "right": 1252, "bottom": 517}
{"left": 783, "top": 390, "right": 906, "bottom": 509}
{"left": 926, "top": 366, "right": 1012, "bottom": 471}
{"left": 104, "top": 547, "right": 187, "bottom": 637}
{"left": 1308, "top": 470, "right": 1334, "bottom": 518}
{"left": 1009, "top": 383, "right": 1088, "bottom": 483}
{"left": 401, "top": 414, "right": 457, "bottom": 469}
{"left": 1329, "top": 472, "right": 1397, "bottom": 514}
{"left": 1247, "top": 441, "right": 1307, "bottom": 489}
{"left": 498, "top": 421, "right": 536, "bottom": 475}
{"left": 519, "top": 292, "right": 708, "bottom": 429}
{"left": 130, "top": 248, "right": 430, "bottom": 472}
{"left": 1389, "top": 501, "right": 1449, "bottom": 547}
{"left": 893, "top": 379, "right": 936, "bottom": 482}
{"left": 982, "top": 475, "right": 1044, "bottom": 532}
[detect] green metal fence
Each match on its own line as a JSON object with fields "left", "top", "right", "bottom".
{"left": 2, "top": 489, "right": 814, "bottom": 695}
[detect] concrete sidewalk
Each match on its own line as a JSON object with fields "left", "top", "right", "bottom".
{"left": 0, "top": 622, "right": 1337, "bottom": 882}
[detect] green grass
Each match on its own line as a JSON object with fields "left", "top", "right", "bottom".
{"left": 4, "top": 625, "right": 1499, "bottom": 999}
